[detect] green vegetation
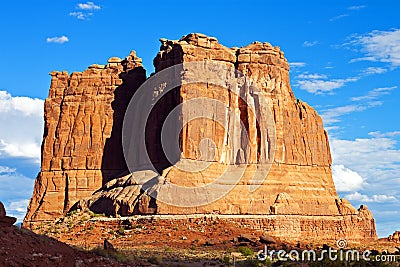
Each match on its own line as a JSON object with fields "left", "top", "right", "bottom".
{"left": 117, "top": 226, "right": 125, "bottom": 235}
{"left": 238, "top": 246, "right": 254, "bottom": 257}
{"left": 89, "top": 211, "right": 105, "bottom": 218}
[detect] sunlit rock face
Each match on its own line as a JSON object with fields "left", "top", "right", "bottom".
{"left": 24, "top": 33, "right": 376, "bottom": 242}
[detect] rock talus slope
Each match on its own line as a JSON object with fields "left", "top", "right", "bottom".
{"left": 24, "top": 33, "right": 376, "bottom": 241}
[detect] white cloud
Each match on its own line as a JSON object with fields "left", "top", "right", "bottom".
{"left": 303, "top": 41, "right": 318, "bottom": 47}
{"left": 362, "top": 67, "right": 387, "bottom": 75}
{"left": 46, "top": 36, "right": 69, "bottom": 44}
{"left": 0, "top": 91, "right": 43, "bottom": 115}
{"left": 351, "top": 86, "right": 396, "bottom": 102}
{"left": 0, "top": 140, "right": 41, "bottom": 159}
{"left": 349, "top": 29, "right": 400, "bottom": 67}
{"left": 77, "top": 2, "right": 101, "bottom": 10}
{"left": 347, "top": 5, "right": 366, "bottom": 10}
{"left": 0, "top": 90, "right": 43, "bottom": 161}
{"left": 320, "top": 86, "right": 394, "bottom": 126}
{"left": 298, "top": 79, "right": 346, "bottom": 94}
{"left": 332, "top": 164, "right": 365, "bottom": 192}
{"left": 345, "top": 192, "right": 397, "bottom": 203}
{"left": 5, "top": 199, "right": 30, "bottom": 222}
{"left": 0, "top": 165, "right": 16, "bottom": 174}
{"left": 296, "top": 73, "right": 358, "bottom": 94}
{"left": 71, "top": 2, "right": 101, "bottom": 20}
{"left": 69, "top": 11, "right": 87, "bottom": 20}
{"left": 331, "top": 137, "right": 400, "bottom": 174}
{"left": 369, "top": 131, "right": 400, "bottom": 138}
{"left": 330, "top": 14, "right": 349, "bottom": 22}
{"left": 331, "top": 134, "right": 400, "bottom": 236}
{"left": 289, "top": 62, "right": 306, "bottom": 68}
{"left": 297, "top": 73, "right": 327, "bottom": 79}
{"left": 0, "top": 168, "right": 35, "bottom": 222}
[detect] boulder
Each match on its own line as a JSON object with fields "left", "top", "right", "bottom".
{"left": 260, "top": 234, "right": 276, "bottom": 245}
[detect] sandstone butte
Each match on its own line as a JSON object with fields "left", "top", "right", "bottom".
{"left": 23, "top": 33, "right": 377, "bottom": 242}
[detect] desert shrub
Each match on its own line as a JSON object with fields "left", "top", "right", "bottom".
{"left": 238, "top": 246, "right": 254, "bottom": 256}
{"left": 89, "top": 212, "right": 105, "bottom": 218}
{"left": 117, "top": 226, "right": 125, "bottom": 235}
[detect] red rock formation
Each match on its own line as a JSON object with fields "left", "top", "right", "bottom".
{"left": 388, "top": 230, "right": 400, "bottom": 243}
{"left": 0, "top": 201, "right": 17, "bottom": 227}
{"left": 24, "top": 33, "right": 377, "bottom": 242}
{"left": 24, "top": 52, "right": 146, "bottom": 224}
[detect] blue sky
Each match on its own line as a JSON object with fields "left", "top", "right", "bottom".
{"left": 0, "top": 0, "right": 399, "bottom": 237}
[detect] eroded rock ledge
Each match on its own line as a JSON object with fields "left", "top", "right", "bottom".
{"left": 24, "top": 33, "right": 376, "bottom": 242}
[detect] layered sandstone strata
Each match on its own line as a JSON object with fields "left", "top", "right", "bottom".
{"left": 24, "top": 33, "right": 377, "bottom": 241}
{"left": 24, "top": 52, "right": 146, "bottom": 223}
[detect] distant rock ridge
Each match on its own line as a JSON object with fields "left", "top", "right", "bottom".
{"left": 388, "top": 230, "right": 400, "bottom": 242}
{"left": 24, "top": 33, "right": 377, "bottom": 242}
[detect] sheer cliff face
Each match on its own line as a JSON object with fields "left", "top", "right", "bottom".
{"left": 25, "top": 52, "right": 146, "bottom": 222}
{"left": 147, "top": 34, "right": 337, "bottom": 216}
{"left": 24, "top": 33, "right": 376, "bottom": 241}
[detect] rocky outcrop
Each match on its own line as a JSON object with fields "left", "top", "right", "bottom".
{"left": 24, "top": 33, "right": 377, "bottom": 242}
{"left": 24, "top": 52, "right": 146, "bottom": 223}
{"left": 0, "top": 201, "right": 17, "bottom": 227}
{"left": 388, "top": 231, "right": 400, "bottom": 242}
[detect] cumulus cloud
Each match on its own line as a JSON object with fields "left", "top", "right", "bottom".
{"left": 295, "top": 72, "right": 358, "bottom": 94}
{"left": 345, "top": 192, "right": 397, "bottom": 203}
{"left": 351, "top": 86, "right": 396, "bottom": 102}
{"left": 332, "top": 164, "right": 365, "bottom": 192}
{"left": 46, "top": 36, "right": 69, "bottom": 44}
{"left": 0, "top": 90, "right": 43, "bottom": 161}
{"left": 331, "top": 137, "right": 400, "bottom": 182}
{"left": 348, "top": 29, "right": 400, "bottom": 67}
{"left": 70, "top": 2, "right": 101, "bottom": 20}
{"left": 331, "top": 134, "right": 400, "bottom": 236}
{"left": 77, "top": 2, "right": 101, "bottom": 10}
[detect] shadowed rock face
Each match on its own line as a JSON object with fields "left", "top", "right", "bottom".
{"left": 24, "top": 33, "right": 377, "bottom": 242}
{"left": 0, "top": 201, "right": 17, "bottom": 227}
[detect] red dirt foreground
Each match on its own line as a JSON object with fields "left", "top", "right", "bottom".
{"left": 25, "top": 210, "right": 400, "bottom": 266}
{"left": 0, "top": 201, "right": 150, "bottom": 266}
